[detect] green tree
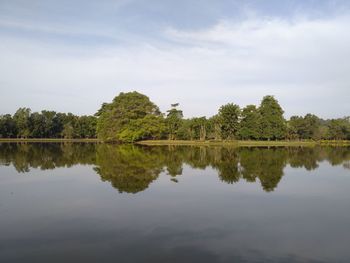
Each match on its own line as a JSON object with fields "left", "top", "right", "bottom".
{"left": 208, "top": 115, "right": 222, "bottom": 140}
{"left": 196, "top": 117, "right": 207, "bottom": 141}
{"left": 287, "top": 116, "right": 303, "bottom": 140}
{"left": 29, "top": 112, "right": 46, "bottom": 138}
{"left": 183, "top": 117, "right": 208, "bottom": 141}
{"left": 75, "top": 116, "right": 97, "bottom": 138}
{"left": 218, "top": 103, "right": 240, "bottom": 140}
{"left": 96, "top": 91, "right": 161, "bottom": 142}
{"left": 327, "top": 118, "right": 350, "bottom": 140}
{"left": 0, "top": 114, "right": 17, "bottom": 138}
{"left": 239, "top": 105, "right": 260, "bottom": 140}
{"left": 13, "top": 108, "right": 31, "bottom": 138}
{"left": 118, "top": 115, "right": 166, "bottom": 142}
{"left": 41, "top": 110, "right": 57, "bottom": 137}
{"left": 302, "top": 114, "right": 321, "bottom": 140}
{"left": 259, "top": 96, "right": 286, "bottom": 140}
{"left": 61, "top": 123, "right": 74, "bottom": 139}
{"left": 177, "top": 119, "right": 193, "bottom": 140}
{"left": 290, "top": 114, "right": 322, "bottom": 140}
{"left": 166, "top": 103, "right": 183, "bottom": 140}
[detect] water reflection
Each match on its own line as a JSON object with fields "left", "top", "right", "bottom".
{"left": 0, "top": 143, "right": 349, "bottom": 193}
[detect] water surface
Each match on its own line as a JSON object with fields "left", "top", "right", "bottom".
{"left": 0, "top": 143, "right": 350, "bottom": 262}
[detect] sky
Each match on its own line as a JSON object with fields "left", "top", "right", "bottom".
{"left": 0, "top": 0, "right": 349, "bottom": 119}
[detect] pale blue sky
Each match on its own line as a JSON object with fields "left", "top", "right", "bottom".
{"left": 0, "top": 0, "right": 349, "bottom": 118}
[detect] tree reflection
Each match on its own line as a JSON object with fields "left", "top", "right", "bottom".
{"left": 237, "top": 148, "right": 285, "bottom": 191}
{"left": 93, "top": 145, "right": 164, "bottom": 193}
{"left": 0, "top": 143, "right": 349, "bottom": 193}
{"left": 212, "top": 148, "right": 241, "bottom": 184}
{"left": 0, "top": 143, "right": 96, "bottom": 172}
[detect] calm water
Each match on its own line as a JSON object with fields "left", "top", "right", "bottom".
{"left": 0, "top": 143, "right": 350, "bottom": 263}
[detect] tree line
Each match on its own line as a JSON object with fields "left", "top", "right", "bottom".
{"left": 1, "top": 91, "right": 349, "bottom": 141}
{"left": 95, "top": 91, "right": 350, "bottom": 142}
{"left": 0, "top": 108, "right": 96, "bottom": 139}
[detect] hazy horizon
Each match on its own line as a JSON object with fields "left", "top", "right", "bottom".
{"left": 1, "top": 0, "right": 350, "bottom": 119}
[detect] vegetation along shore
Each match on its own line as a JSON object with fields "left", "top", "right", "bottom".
{"left": 1, "top": 91, "right": 350, "bottom": 144}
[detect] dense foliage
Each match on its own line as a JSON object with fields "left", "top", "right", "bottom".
{"left": 1, "top": 91, "right": 349, "bottom": 141}
{"left": 0, "top": 108, "right": 96, "bottom": 139}
{"left": 96, "top": 91, "right": 164, "bottom": 142}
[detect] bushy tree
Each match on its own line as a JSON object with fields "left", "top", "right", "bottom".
{"left": 96, "top": 91, "right": 161, "bottom": 142}
{"left": 166, "top": 103, "right": 183, "bottom": 140}
{"left": 183, "top": 117, "right": 208, "bottom": 141}
{"left": 118, "top": 115, "right": 167, "bottom": 142}
{"left": 218, "top": 103, "right": 240, "bottom": 140}
{"left": 74, "top": 116, "right": 97, "bottom": 138}
{"left": 13, "top": 108, "right": 31, "bottom": 138}
{"left": 208, "top": 115, "right": 222, "bottom": 140}
{"left": 259, "top": 96, "right": 286, "bottom": 140}
{"left": 0, "top": 114, "right": 17, "bottom": 138}
{"left": 239, "top": 105, "right": 260, "bottom": 140}
{"left": 327, "top": 118, "right": 350, "bottom": 140}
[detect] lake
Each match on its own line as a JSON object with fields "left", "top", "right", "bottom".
{"left": 0, "top": 143, "right": 350, "bottom": 263}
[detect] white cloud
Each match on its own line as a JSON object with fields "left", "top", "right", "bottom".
{"left": 0, "top": 15, "right": 349, "bottom": 118}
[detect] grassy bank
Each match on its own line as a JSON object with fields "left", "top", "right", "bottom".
{"left": 137, "top": 140, "right": 350, "bottom": 147}
{"left": 0, "top": 138, "right": 102, "bottom": 143}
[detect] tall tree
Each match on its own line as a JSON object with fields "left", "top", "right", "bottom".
{"left": 208, "top": 115, "right": 222, "bottom": 140}
{"left": 166, "top": 103, "right": 183, "bottom": 140}
{"left": 327, "top": 118, "right": 350, "bottom": 140}
{"left": 118, "top": 115, "right": 166, "bottom": 142}
{"left": 259, "top": 96, "right": 286, "bottom": 140}
{"left": 187, "top": 117, "right": 207, "bottom": 141}
{"left": 13, "top": 108, "right": 31, "bottom": 138}
{"left": 29, "top": 112, "right": 46, "bottom": 138}
{"left": 239, "top": 105, "right": 261, "bottom": 140}
{"left": 218, "top": 103, "right": 240, "bottom": 140}
{"left": 287, "top": 116, "right": 303, "bottom": 140}
{"left": 75, "top": 116, "right": 97, "bottom": 138}
{"left": 96, "top": 91, "right": 161, "bottom": 142}
{"left": 0, "top": 114, "right": 17, "bottom": 138}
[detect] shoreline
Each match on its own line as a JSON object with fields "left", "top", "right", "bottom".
{"left": 0, "top": 138, "right": 101, "bottom": 143}
{"left": 137, "top": 140, "right": 350, "bottom": 147}
{"left": 1, "top": 138, "right": 349, "bottom": 147}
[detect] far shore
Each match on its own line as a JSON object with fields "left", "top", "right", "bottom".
{"left": 0, "top": 138, "right": 101, "bottom": 143}
{"left": 1, "top": 138, "right": 350, "bottom": 147}
{"left": 137, "top": 140, "right": 350, "bottom": 147}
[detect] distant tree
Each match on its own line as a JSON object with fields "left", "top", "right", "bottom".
{"left": 239, "top": 105, "right": 260, "bottom": 140}
{"left": 0, "top": 114, "right": 17, "bottom": 138}
{"left": 301, "top": 114, "right": 321, "bottom": 140}
{"left": 186, "top": 117, "right": 207, "bottom": 141}
{"left": 1, "top": 92, "right": 349, "bottom": 142}
{"left": 40, "top": 110, "right": 57, "bottom": 137}
{"left": 75, "top": 116, "right": 97, "bottom": 138}
{"left": 208, "top": 115, "right": 222, "bottom": 140}
{"left": 96, "top": 91, "right": 161, "bottom": 142}
{"left": 29, "top": 112, "right": 46, "bottom": 138}
{"left": 95, "top": 103, "right": 109, "bottom": 117}
{"left": 218, "top": 103, "right": 240, "bottom": 140}
{"left": 177, "top": 119, "right": 194, "bottom": 140}
{"left": 13, "top": 108, "right": 31, "bottom": 138}
{"left": 259, "top": 96, "right": 286, "bottom": 140}
{"left": 118, "top": 115, "right": 166, "bottom": 142}
{"left": 287, "top": 116, "right": 303, "bottom": 140}
{"left": 166, "top": 103, "right": 183, "bottom": 140}
{"left": 196, "top": 117, "right": 207, "bottom": 141}
{"left": 327, "top": 118, "right": 350, "bottom": 140}
{"left": 62, "top": 123, "right": 74, "bottom": 139}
